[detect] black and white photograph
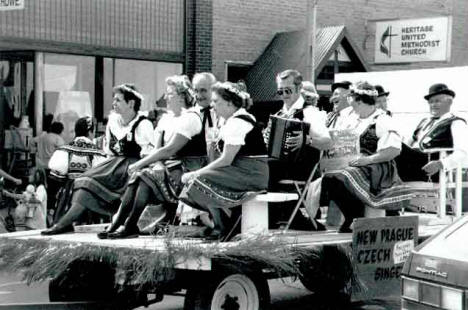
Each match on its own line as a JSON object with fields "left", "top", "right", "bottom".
{"left": 0, "top": 1, "right": 467, "bottom": 309}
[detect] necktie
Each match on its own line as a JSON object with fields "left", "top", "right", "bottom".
{"left": 201, "top": 107, "right": 213, "bottom": 128}
{"left": 422, "top": 116, "right": 440, "bottom": 131}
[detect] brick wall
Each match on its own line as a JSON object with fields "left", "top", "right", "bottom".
{"left": 211, "top": 0, "right": 467, "bottom": 79}
{"left": 186, "top": 0, "right": 213, "bottom": 77}
{"left": 211, "top": 0, "right": 307, "bottom": 81}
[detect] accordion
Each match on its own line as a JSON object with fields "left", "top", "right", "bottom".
{"left": 267, "top": 115, "right": 311, "bottom": 161}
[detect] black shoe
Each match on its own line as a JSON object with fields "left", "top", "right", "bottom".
{"left": 41, "top": 225, "right": 74, "bottom": 236}
{"left": 107, "top": 228, "right": 139, "bottom": 239}
{"left": 203, "top": 229, "right": 223, "bottom": 241}
{"left": 312, "top": 219, "right": 327, "bottom": 231}
{"left": 338, "top": 221, "right": 353, "bottom": 233}
{"left": 97, "top": 230, "right": 111, "bottom": 239}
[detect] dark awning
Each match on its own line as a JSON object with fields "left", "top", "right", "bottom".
{"left": 245, "top": 26, "right": 369, "bottom": 102}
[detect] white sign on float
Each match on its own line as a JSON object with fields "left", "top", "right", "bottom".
{"left": 0, "top": 0, "right": 24, "bottom": 11}
{"left": 375, "top": 16, "right": 451, "bottom": 63}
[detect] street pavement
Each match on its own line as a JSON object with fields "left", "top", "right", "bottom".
{"left": 0, "top": 271, "right": 400, "bottom": 309}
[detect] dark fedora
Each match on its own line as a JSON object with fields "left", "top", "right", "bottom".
{"left": 331, "top": 81, "right": 352, "bottom": 92}
{"left": 424, "top": 83, "right": 455, "bottom": 100}
{"left": 375, "top": 85, "right": 389, "bottom": 97}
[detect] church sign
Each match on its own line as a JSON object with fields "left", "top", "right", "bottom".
{"left": 374, "top": 16, "right": 451, "bottom": 64}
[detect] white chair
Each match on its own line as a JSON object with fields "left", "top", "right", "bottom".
{"left": 404, "top": 148, "right": 467, "bottom": 223}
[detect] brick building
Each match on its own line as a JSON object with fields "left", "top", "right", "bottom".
{"left": 0, "top": 0, "right": 466, "bottom": 139}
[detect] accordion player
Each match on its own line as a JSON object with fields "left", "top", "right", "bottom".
{"left": 267, "top": 115, "right": 311, "bottom": 161}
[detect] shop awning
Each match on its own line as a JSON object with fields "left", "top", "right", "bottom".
{"left": 245, "top": 26, "right": 369, "bottom": 102}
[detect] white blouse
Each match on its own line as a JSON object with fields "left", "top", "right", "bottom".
{"left": 104, "top": 111, "right": 156, "bottom": 157}
{"left": 219, "top": 108, "right": 254, "bottom": 145}
{"left": 343, "top": 109, "right": 402, "bottom": 152}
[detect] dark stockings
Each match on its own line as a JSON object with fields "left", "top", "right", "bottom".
{"left": 108, "top": 181, "right": 154, "bottom": 233}
{"left": 326, "top": 177, "right": 365, "bottom": 231}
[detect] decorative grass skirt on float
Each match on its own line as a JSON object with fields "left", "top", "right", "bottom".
{"left": 179, "top": 157, "right": 269, "bottom": 211}
{"left": 320, "top": 160, "right": 413, "bottom": 211}
{"left": 72, "top": 156, "right": 139, "bottom": 216}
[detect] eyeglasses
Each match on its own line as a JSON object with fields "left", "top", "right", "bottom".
{"left": 276, "top": 88, "right": 293, "bottom": 96}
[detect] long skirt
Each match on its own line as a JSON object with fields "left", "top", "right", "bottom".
{"left": 320, "top": 160, "right": 413, "bottom": 211}
{"left": 71, "top": 156, "right": 138, "bottom": 215}
{"left": 130, "top": 157, "right": 207, "bottom": 205}
{"left": 179, "top": 157, "right": 269, "bottom": 211}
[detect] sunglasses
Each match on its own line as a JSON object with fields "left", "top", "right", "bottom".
{"left": 276, "top": 88, "right": 293, "bottom": 96}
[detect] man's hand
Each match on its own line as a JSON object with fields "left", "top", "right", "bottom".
{"left": 13, "top": 178, "right": 22, "bottom": 186}
{"left": 349, "top": 156, "right": 371, "bottom": 167}
{"left": 286, "top": 130, "right": 305, "bottom": 152}
{"left": 422, "top": 160, "right": 443, "bottom": 176}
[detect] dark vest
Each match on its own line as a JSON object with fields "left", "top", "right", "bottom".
{"left": 109, "top": 115, "right": 146, "bottom": 159}
{"left": 217, "top": 114, "right": 267, "bottom": 157}
{"left": 413, "top": 115, "right": 465, "bottom": 150}
{"left": 161, "top": 110, "right": 207, "bottom": 157}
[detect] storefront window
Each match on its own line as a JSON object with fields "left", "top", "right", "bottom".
{"left": 103, "top": 58, "right": 182, "bottom": 119}
{"left": 43, "top": 53, "right": 95, "bottom": 142}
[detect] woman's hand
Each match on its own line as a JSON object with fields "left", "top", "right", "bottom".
{"left": 349, "top": 156, "right": 372, "bottom": 167}
{"left": 181, "top": 171, "right": 198, "bottom": 184}
{"left": 13, "top": 178, "right": 22, "bottom": 186}
{"left": 128, "top": 162, "right": 141, "bottom": 175}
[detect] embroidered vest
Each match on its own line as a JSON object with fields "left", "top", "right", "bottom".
{"left": 414, "top": 116, "right": 465, "bottom": 150}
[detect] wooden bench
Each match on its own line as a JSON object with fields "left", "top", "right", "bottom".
{"left": 241, "top": 192, "right": 299, "bottom": 234}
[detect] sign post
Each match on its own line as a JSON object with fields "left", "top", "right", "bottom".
{"left": 351, "top": 216, "right": 419, "bottom": 301}
{"left": 374, "top": 16, "right": 452, "bottom": 64}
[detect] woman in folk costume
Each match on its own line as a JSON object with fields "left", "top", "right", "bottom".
{"left": 179, "top": 82, "right": 269, "bottom": 240}
{"left": 98, "top": 75, "right": 207, "bottom": 239}
{"left": 48, "top": 117, "right": 106, "bottom": 224}
{"left": 42, "top": 84, "right": 155, "bottom": 235}
{"left": 319, "top": 81, "right": 413, "bottom": 233}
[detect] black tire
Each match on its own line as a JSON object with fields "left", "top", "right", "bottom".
{"left": 49, "top": 259, "right": 117, "bottom": 302}
{"left": 184, "top": 273, "right": 270, "bottom": 310}
{"left": 298, "top": 245, "right": 353, "bottom": 296}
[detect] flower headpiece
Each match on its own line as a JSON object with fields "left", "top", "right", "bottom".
{"left": 350, "top": 85, "right": 378, "bottom": 97}
{"left": 219, "top": 82, "right": 251, "bottom": 101}
{"left": 118, "top": 84, "right": 144, "bottom": 101}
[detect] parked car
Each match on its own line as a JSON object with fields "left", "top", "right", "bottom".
{"left": 401, "top": 215, "right": 468, "bottom": 310}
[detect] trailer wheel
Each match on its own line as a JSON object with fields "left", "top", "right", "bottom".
{"left": 184, "top": 273, "right": 270, "bottom": 310}
{"left": 298, "top": 245, "right": 352, "bottom": 296}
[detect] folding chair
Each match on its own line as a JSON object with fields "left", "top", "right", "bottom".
{"left": 280, "top": 152, "right": 323, "bottom": 231}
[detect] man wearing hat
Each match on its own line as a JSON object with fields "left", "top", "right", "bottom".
{"left": 326, "top": 81, "right": 354, "bottom": 128}
{"left": 406, "top": 83, "right": 468, "bottom": 178}
{"left": 375, "top": 85, "right": 392, "bottom": 116}
{"left": 301, "top": 81, "right": 319, "bottom": 107}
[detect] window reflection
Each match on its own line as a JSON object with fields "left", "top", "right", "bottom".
{"left": 43, "top": 53, "right": 95, "bottom": 143}
{"left": 103, "top": 58, "right": 182, "bottom": 119}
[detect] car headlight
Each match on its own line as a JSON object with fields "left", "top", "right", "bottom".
{"left": 440, "top": 285, "right": 463, "bottom": 310}
{"left": 402, "top": 277, "right": 419, "bottom": 301}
